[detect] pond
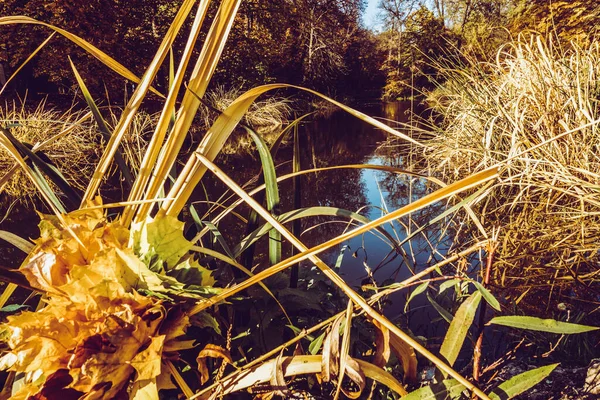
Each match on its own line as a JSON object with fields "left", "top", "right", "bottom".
{"left": 0, "top": 100, "right": 450, "bottom": 339}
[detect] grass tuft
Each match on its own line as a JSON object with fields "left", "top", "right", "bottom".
{"left": 426, "top": 33, "right": 600, "bottom": 293}
{"left": 0, "top": 99, "right": 96, "bottom": 199}
{"left": 201, "top": 85, "right": 292, "bottom": 128}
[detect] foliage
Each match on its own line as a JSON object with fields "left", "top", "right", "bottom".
{"left": 0, "top": 204, "right": 216, "bottom": 398}
{"left": 0, "top": 0, "right": 374, "bottom": 98}
{"left": 0, "top": 1, "right": 598, "bottom": 399}
{"left": 0, "top": 0, "right": 180, "bottom": 94}
{"left": 380, "top": 5, "right": 458, "bottom": 100}
{"left": 509, "top": 0, "right": 600, "bottom": 44}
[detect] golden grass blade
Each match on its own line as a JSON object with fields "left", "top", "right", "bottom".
{"left": 190, "top": 155, "right": 497, "bottom": 399}
{"left": 161, "top": 85, "right": 425, "bottom": 217}
{"left": 0, "top": 231, "right": 34, "bottom": 253}
{"left": 189, "top": 160, "right": 498, "bottom": 313}
{"left": 0, "top": 32, "right": 56, "bottom": 96}
{"left": 134, "top": 0, "right": 242, "bottom": 222}
{"left": 192, "top": 163, "right": 482, "bottom": 246}
{"left": 121, "top": 0, "right": 212, "bottom": 225}
{"left": 80, "top": 0, "right": 200, "bottom": 203}
{"left": 0, "top": 17, "right": 161, "bottom": 97}
{"left": 166, "top": 361, "right": 193, "bottom": 398}
{"left": 334, "top": 301, "right": 355, "bottom": 399}
{"left": 69, "top": 57, "right": 133, "bottom": 185}
{"left": 194, "top": 355, "right": 406, "bottom": 399}
{"left": 0, "top": 284, "right": 17, "bottom": 309}
{"left": 193, "top": 241, "right": 488, "bottom": 399}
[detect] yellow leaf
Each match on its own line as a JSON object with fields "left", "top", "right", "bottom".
{"left": 131, "top": 378, "right": 159, "bottom": 400}
{"left": 130, "top": 336, "right": 165, "bottom": 381}
{"left": 156, "top": 362, "right": 178, "bottom": 391}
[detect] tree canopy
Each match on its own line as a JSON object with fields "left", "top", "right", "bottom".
{"left": 0, "top": 0, "right": 385, "bottom": 100}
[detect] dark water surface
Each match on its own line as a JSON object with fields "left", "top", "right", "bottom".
{"left": 0, "top": 101, "right": 447, "bottom": 338}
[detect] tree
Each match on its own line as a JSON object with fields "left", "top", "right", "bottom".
{"left": 379, "top": 4, "right": 456, "bottom": 99}
{"left": 0, "top": 0, "right": 181, "bottom": 96}
{"left": 1, "top": 0, "right": 375, "bottom": 99}
{"left": 509, "top": 0, "right": 600, "bottom": 43}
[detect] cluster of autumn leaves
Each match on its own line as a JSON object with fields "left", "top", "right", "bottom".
{"left": 0, "top": 202, "right": 218, "bottom": 398}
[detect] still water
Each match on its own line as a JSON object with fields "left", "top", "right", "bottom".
{"left": 283, "top": 101, "right": 449, "bottom": 338}
{"left": 0, "top": 101, "right": 448, "bottom": 338}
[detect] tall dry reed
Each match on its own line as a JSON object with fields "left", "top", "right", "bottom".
{"left": 426, "top": 34, "right": 600, "bottom": 294}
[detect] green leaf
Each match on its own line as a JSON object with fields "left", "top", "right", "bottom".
{"left": 334, "top": 245, "right": 349, "bottom": 270}
{"left": 440, "top": 291, "right": 482, "bottom": 367}
{"left": 201, "top": 221, "right": 235, "bottom": 260}
{"left": 405, "top": 281, "right": 429, "bottom": 313}
{"left": 0, "top": 304, "right": 29, "bottom": 314}
{"left": 244, "top": 126, "right": 281, "bottom": 266}
{"left": 308, "top": 332, "right": 326, "bottom": 355}
{"left": 234, "top": 206, "right": 399, "bottom": 257}
{"left": 472, "top": 281, "right": 501, "bottom": 312}
{"left": 426, "top": 292, "right": 454, "bottom": 324}
{"left": 131, "top": 216, "right": 193, "bottom": 270}
{"left": 0, "top": 230, "right": 34, "bottom": 253}
{"left": 169, "top": 258, "right": 215, "bottom": 287}
{"left": 286, "top": 325, "right": 316, "bottom": 342}
{"left": 489, "top": 316, "right": 599, "bottom": 334}
{"left": 439, "top": 278, "right": 460, "bottom": 295}
{"left": 192, "top": 312, "right": 221, "bottom": 335}
{"left": 403, "top": 379, "right": 466, "bottom": 400}
{"left": 489, "top": 364, "right": 559, "bottom": 400}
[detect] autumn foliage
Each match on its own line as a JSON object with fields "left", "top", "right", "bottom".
{"left": 0, "top": 201, "right": 216, "bottom": 398}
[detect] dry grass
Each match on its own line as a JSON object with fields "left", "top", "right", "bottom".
{"left": 0, "top": 99, "right": 97, "bottom": 199}
{"left": 105, "top": 107, "right": 154, "bottom": 174}
{"left": 202, "top": 85, "right": 292, "bottom": 128}
{"left": 425, "top": 34, "right": 600, "bottom": 292}
{"left": 0, "top": 101, "right": 155, "bottom": 201}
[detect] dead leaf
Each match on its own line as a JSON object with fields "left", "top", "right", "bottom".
{"left": 372, "top": 319, "right": 391, "bottom": 368}
{"left": 389, "top": 331, "right": 418, "bottom": 383}
{"left": 130, "top": 378, "right": 159, "bottom": 400}
{"left": 269, "top": 352, "right": 288, "bottom": 397}
{"left": 321, "top": 315, "right": 343, "bottom": 382}
{"left": 196, "top": 344, "right": 232, "bottom": 385}
{"left": 156, "top": 362, "right": 178, "bottom": 391}
{"left": 130, "top": 335, "right": 165, "bottom": 381}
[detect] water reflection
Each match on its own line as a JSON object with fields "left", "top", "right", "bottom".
{"left": 200, "top": 101, "right": 447, "bottom": 337}
{"left": 0, "top": 101, "right": 446, "bottom": 337}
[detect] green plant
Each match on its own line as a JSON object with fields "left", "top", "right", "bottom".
{"left": 0, "top": 4, "right": 596, "bottom": 400}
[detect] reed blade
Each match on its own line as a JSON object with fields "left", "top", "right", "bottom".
{"left": 80, "top": 0, "right": 200, "bottom": 204}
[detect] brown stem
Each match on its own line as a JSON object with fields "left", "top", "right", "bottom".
{"left": 472, "top": 240, "right": 497, "bottom": 390}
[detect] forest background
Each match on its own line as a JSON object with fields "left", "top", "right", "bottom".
{"left": 2, "top": 0, "right": 598, "bottom": 104}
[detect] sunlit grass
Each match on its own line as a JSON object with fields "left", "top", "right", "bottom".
{"left": 0, "top": 3, "right": 595, "bottom": 399}
{"left": 0, "top": 99, "right": 96, "bottom": 199}
{"left": 426, "top": 33, "right": 600, "bottom": 294}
